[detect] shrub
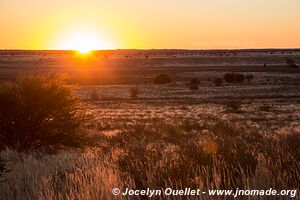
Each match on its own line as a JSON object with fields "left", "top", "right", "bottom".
{"left": 154, "top": 74, "right": 171, "bottom": 84}
{"left": 213, "top": 77, "right": 223, "bottom": 86}
{"left": 246, "top": 74, "right": 254, "bottom": 82}
{"left": 226, "top": 100, "right": 242, "bottom": 112}
{"left": 129, "top": 87, "right": 139, "bottom": 99}
{"left": 223, "top": 73, "right": 245, "bottom": 83}
{"left": 89, "top": 89, "right": 99, "bottom": 101}
{"left": 189, "top": 85, "right": 199, "bottom": 90}
{"left": 286, "top": 58, "right": 298, "bottom": 68}
{"left": 0, "top": 75, "right": 87, "bottom": 151}
{"left": 190, "top": 78, "right": 200, "bottom": 85}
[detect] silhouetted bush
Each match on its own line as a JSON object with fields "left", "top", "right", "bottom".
{"left": 286, "top": 58, "right": 298, "bottom": 68}
{"left": 213, "top": 78, "right": 223, "bottom": 86}
{"left": 223, "top": 73, "right": 245, "bottom": 83}
{"left": 129, "top": 87, "right": 139, "bottom": 99}
{"left": 190, "top": 78, "right": 200, "bottom": 85}
{"left": 90, "top": 89, "right": 99, "bottom": 101}
{"left": 189, "top": 85, "right": 199, "bottom": 90}
{"left": 226, "top": 101, "right": 242, "bottom": 112}
{"left": 0, "top": 75, "right": 87, "bottom": 151}
{"left": 154, "top": 74, "right": 171, "bottom": 84}
{"left": 246, "top": 74, "right": 254, "bottom": 82}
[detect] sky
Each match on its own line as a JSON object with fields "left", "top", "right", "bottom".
{"left": 0, "top": 0, "right": 300, "bottom": 50}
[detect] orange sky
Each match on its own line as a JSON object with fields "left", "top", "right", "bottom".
{"left": 0, "top": 0, "right": 300, "bottom": 50}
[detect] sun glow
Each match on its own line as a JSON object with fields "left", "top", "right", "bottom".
{"left": 56, "top": 29, "right": 113, "bottom": 52}
{"left": 78, "top": 48, "right": 91, "bottom": 54}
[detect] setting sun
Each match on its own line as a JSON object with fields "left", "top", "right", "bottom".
{"left": 55, "top": 29, "right": 113, "bottom": 52}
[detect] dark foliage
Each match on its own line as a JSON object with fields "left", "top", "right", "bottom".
{"left": 189, "top": 85, "right": 199, "bottom": 90}
{"left": 286, "top": 59, "right": 298, "bottom": 68}
{"left": 129, "top": 87, "right": 139, "bottom": 99}
{"left": 226, "top": 101, "right": 242, "bottom": 112}
{"left": 223, "top": 73, "right": 245, "bottom": 83}
{"left": 246, "top": 74, "right": 254, "bottom": 82}
{"left": 0, "top": 75, "right": 87, "bottom": 151}
{"left": 190, "top": 78, "right": 200, "bottom": 85}
{"left": 213, "top": 77, "right": 223, "bottom": 86}
{"left": 89, "top": 89, "right": 99, "bottom": 101}
{"left": 154, "top": 74, "right": 172, "bottom": 84}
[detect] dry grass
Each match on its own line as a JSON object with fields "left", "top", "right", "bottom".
{"left": 0, "top": 117, "right": 299, "bottom": 200}
{"left": 0, "top": 149, "right": 129, "bottom": 200}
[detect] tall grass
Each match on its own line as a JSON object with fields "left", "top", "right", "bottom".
{"left": 0, "top": 119, "right": 299, "bottom": 200}
{"left": 0, "top": 149, "right": 129, "bottom": 200}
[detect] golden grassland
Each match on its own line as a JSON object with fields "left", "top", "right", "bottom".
{"left": 1, "top": 114, "right": 299, "bottom": 199}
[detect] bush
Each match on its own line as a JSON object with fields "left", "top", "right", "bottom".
{"left": 0, "top": 75, "right": 87, "bottom": 151}
{"left": 89, "top": 89, "right": 99, "bottom": 101}
{"left": 223, "top": 73, "right": 245, "bottom": 83}
{"left": 129, "top": 87, "right": 139, "bottom": 99}
{"left": 246, "top": 74, "right": 254, "bottom": 82}
{"left": 189, "top": 85, "right": 199, "bottom": 90}
{"left": 154, "top": 74, "right": 171, "bottom": 84}
{"left": 226, "top": 100, "right": 242, "bottom": 112}
{"left": 190, "top": 78, "right": 200, "bottom": 85}
{"left": 213, "top": 78, "right": 223, "bottom": 86}
{"left": 286, "top": 58, "right": 298, "bottom": 68}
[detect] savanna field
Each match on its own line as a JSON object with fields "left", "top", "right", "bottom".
{"left": 0, "top": 50, "right": 300, "bottom": 200}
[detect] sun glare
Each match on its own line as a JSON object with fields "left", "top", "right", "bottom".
{"left": 56, "top": 29, "right": 112, "bottom": 53}
{"left": 78, "top": 48, "right": 91, "bottom": 54}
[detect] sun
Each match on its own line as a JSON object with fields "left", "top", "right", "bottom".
{"left": 56, "top": 29, "right": 112, "bottom": 53}
{"left": 78, "top": 48, "right": 91, "bottom": 54}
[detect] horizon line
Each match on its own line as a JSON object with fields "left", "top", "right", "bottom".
{"left": 1, "top": 47, "right": 300, "bottom": 51}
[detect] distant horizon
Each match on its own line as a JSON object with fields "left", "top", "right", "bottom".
{"left": 1, "top": 48, "right": 300, "bottom": 51}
